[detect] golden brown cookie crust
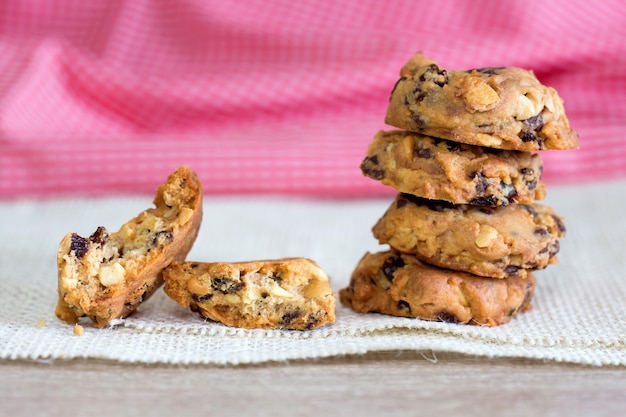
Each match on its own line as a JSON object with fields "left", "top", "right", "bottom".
{"left": 385, "top": 52, "right": 579, "bottom": 151}
{"left": 55, "top": 166, "right": 203, "bottom": 327}
{"left": 372, "top": 194, "right": 565, "bottom": 279}
{"left": 340, "top": 250, "right": 535, "bottom": 326}
{"left": 163, "top": 258, "right": 336, "bottom": 330}
{"left": 361, "top": 130, "right": 546, "bottom": 206}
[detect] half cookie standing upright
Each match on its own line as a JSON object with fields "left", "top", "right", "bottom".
{"left": 55, "top": 166, "right": 203, "bottom": 328}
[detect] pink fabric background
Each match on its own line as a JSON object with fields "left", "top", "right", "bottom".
{"left": 1, "top": 0, "right": 625, "bottom": 198}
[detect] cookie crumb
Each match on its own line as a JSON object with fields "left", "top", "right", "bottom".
{"left": 36, "top": 319, "right": 47, "bottom": 328}
{"left": 73, "top": 324, "right": 84, "bottom": 336}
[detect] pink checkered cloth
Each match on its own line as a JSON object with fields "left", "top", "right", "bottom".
{"left": 1, "top": 0, "right": 625, "bottom": 198}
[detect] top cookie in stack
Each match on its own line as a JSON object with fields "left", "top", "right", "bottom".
{"left": 385, "top": 53, "right": 578, "bottom": 152}
{"left": 339, "top": 53, "right": 577, "bottom": 326}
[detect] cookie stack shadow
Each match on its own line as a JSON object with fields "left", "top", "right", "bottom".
{"left": 339, "top": 53, "right": 578, "bottom": 326}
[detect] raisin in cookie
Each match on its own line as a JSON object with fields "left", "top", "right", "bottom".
{"left": 55, "top": 166, "right": 203, "bottom": 328}
{"left": 163, "top": 258, "right": 336, "bottom": 330}
{"left": 339, "top": 250, "right": 535, "bottom": 326}
{"left": 372, "top": 194, "right": 565, "bottom": 279}
{"left": 385, "top": 52, "right": 579, "bottom": 151}
{"left": 361, "top": 130, "right": 545, "bottom": 206}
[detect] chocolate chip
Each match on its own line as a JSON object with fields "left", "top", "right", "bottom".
{"left": 525, "top": 114, "right": 544, "bottom": 131}
{"left": 503, "top": 265, "right": 520, "bottom": 276}
{"left": 397, "top": 300, "right": 411, "bottom": 312}
{"left": 433, "top": 137, "right": 461, "bottom": 151}
{"left": 211, "top": 277, "right": 243, "bottom": 294}
{"left": 389, "top": 77, "right": 406, "bottom": 101}
{"left": 474, "top": 67, "right": 506, "bottom": 75}
{"left": 193, "top": 293, "right": 213, "bottom": 302}
{"left": 534, "top": 227, "right": 549, "bottom": 236}
{"left": 436, "top": 311, "right": 460, "bottom": 323}
{"left": 280, "top": 308, "right": 301, "bottom": 325}
{"left": 502, "top": 183, "right": 518, "bottom": 203}
{"left": 415, "top": 147, "right": 432, "bottom": 159}
{"left": 304, "top": 314, "right": 321, "bottom": 330}
{"left": 473, "top": 172, "right": 489, "bottom": 194}
{"left": 152, "top": 230, "right": 173, "bottom": 247}
{"left": 470, "top": 196, "right": 499, "bottom": 206}
{"left": 420, "top": 64, "right": 448, "bottom": 87}
{"left": 519, "top": 115, "right": 545, "bottom": 147}
{"left": 367, "top": 155, "right": 379, "bottom": 164}
{"left": 360, "top": 156, "right": 385, "bottom": 180}
{"left": 89, "top": 226, "right": 108, "bottom": 246}
{"left": 70, "top": 234, "right": 90, "bottom": 258}
{"left": 410, "top": 83, "right": 427, "bottom": 102}
{"left": 382, "top": 255, "right": 405, "bottom": 281}
{"left": 410, "top": 113, "right": 425, "bottom": 128}
{"left": 525, "top": 261, "right": 538, "bottom": 269}
{"left": 551, "top": 215, "right": 566, "bottom": 233}
{"left": 520, "top": 131, "right": 538, "bottom": 143}
{"left": 400, "top": 193, "right": 454, "bottom": 211}
{"left": 521, "top": 167, "right": 538, "bottom": 190}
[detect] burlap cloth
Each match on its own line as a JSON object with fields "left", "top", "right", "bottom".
{"left": 2, "top": 180, "right": 625, "bottom": 366}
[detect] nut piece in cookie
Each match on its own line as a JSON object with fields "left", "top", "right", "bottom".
{"left": 385, "top": 52, "right": 579, "bottom": 151}
{"left": 55, "top": 166, "right": 203, "bottom": 328}
{"left": 163, "top": 258, "right": 336, "bottom": 330}
{"left": 339, "top": 250, "right": 535, "bottom": 326}
{"left": 372, "top": 194, "right": 565, "bottom": 279}
{"left": 360, "top": 130, "right": 546, "bottom": 206}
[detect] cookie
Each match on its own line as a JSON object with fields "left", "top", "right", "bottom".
{"left": 339, "top": 250, "right": 535, "bottom": 326}
{"left": 385, "top": 52, "right": 579, "bottom": 151}
{"left": 163, "top": 258, "right": 336, "bottom": 330}
{"left": 372, "top": 193, "right": 565, "bottom": 279}
{"left": 360, "top": 130, "right": 546, "bottom": 206}
{"left": 55, "top": 166, "right": 203, "bottom": 328}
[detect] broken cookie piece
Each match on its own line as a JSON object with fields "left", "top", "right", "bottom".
{"left": 55, "top": 166, "right": 203, "bottom": 328}
{"left": 163, "top": 258, "right": 336, "bottom": 330}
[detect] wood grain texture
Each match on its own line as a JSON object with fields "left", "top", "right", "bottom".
{"left": 2, "top": 352, "right": 625, "bottom": 417}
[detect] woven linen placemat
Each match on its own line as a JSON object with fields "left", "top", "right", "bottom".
{"left": 1, "top": 180, "right": 625, "bottom": 366}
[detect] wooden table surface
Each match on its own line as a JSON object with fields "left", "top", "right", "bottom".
{"left": 2, "top": 351, "right": 625, "bottom": 417}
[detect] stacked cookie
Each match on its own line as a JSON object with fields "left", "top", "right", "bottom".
{"left": 340, "top": 53, "right": 578, "bottom": 326}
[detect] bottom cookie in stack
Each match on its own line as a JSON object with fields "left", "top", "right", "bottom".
{"left": 339, "top": 250, "right": 535, "bottom": 326}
